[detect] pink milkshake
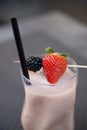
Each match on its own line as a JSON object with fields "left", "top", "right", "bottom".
{"left": 21, "top": 57, "right": 78, "bottom": 130}
{"left": 10, "top": 19, "right": 78, "bottom": 130}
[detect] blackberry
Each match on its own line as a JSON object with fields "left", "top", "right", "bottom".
{"left": 26, "top": 56, "right": 42, "bottom": 72}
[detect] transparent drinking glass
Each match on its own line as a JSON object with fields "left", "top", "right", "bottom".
{"left": 20, "top": 57, "right": 78, "bottom": 130}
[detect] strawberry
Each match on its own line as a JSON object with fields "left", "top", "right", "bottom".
{"left": 42, "top": 53, "right": 67, "bottom": 84}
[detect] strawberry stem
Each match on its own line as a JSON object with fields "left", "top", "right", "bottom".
{"left": 45, "top": 47, "right": 54, "bottom": 54}
{"left": 45, "top": 47, "right": 69, "bottom": 58}
{"left": 59, "top": 53, "right": 69, "bottom": 58}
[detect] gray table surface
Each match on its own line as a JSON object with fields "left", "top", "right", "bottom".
{"left": 0, "top": 12, "right": 87, "bottom": 130}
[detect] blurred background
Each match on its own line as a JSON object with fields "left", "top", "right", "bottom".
{"left": 0, "top": 0, "right": 87, "bottom": 24}
{"left": 0, "top": 0, "right": 87, "bottom": 130}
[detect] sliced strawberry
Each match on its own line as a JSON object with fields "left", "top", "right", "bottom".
{"left": 42, "top": 53, "right": 67, "bottom": 84}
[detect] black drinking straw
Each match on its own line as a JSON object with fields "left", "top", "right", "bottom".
{"left": 11, "top": 18, "right": 29, "bottom": 79}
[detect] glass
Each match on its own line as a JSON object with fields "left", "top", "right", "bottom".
{"left": 20, "top": 57, "right": 78, "bottom": 130}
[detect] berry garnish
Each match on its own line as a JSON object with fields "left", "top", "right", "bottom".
{"left": 42, "top": 47, "right": 67, "bottom": 84}
{"left": 26, "top": 56, "right": 42, "bottom": 72}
